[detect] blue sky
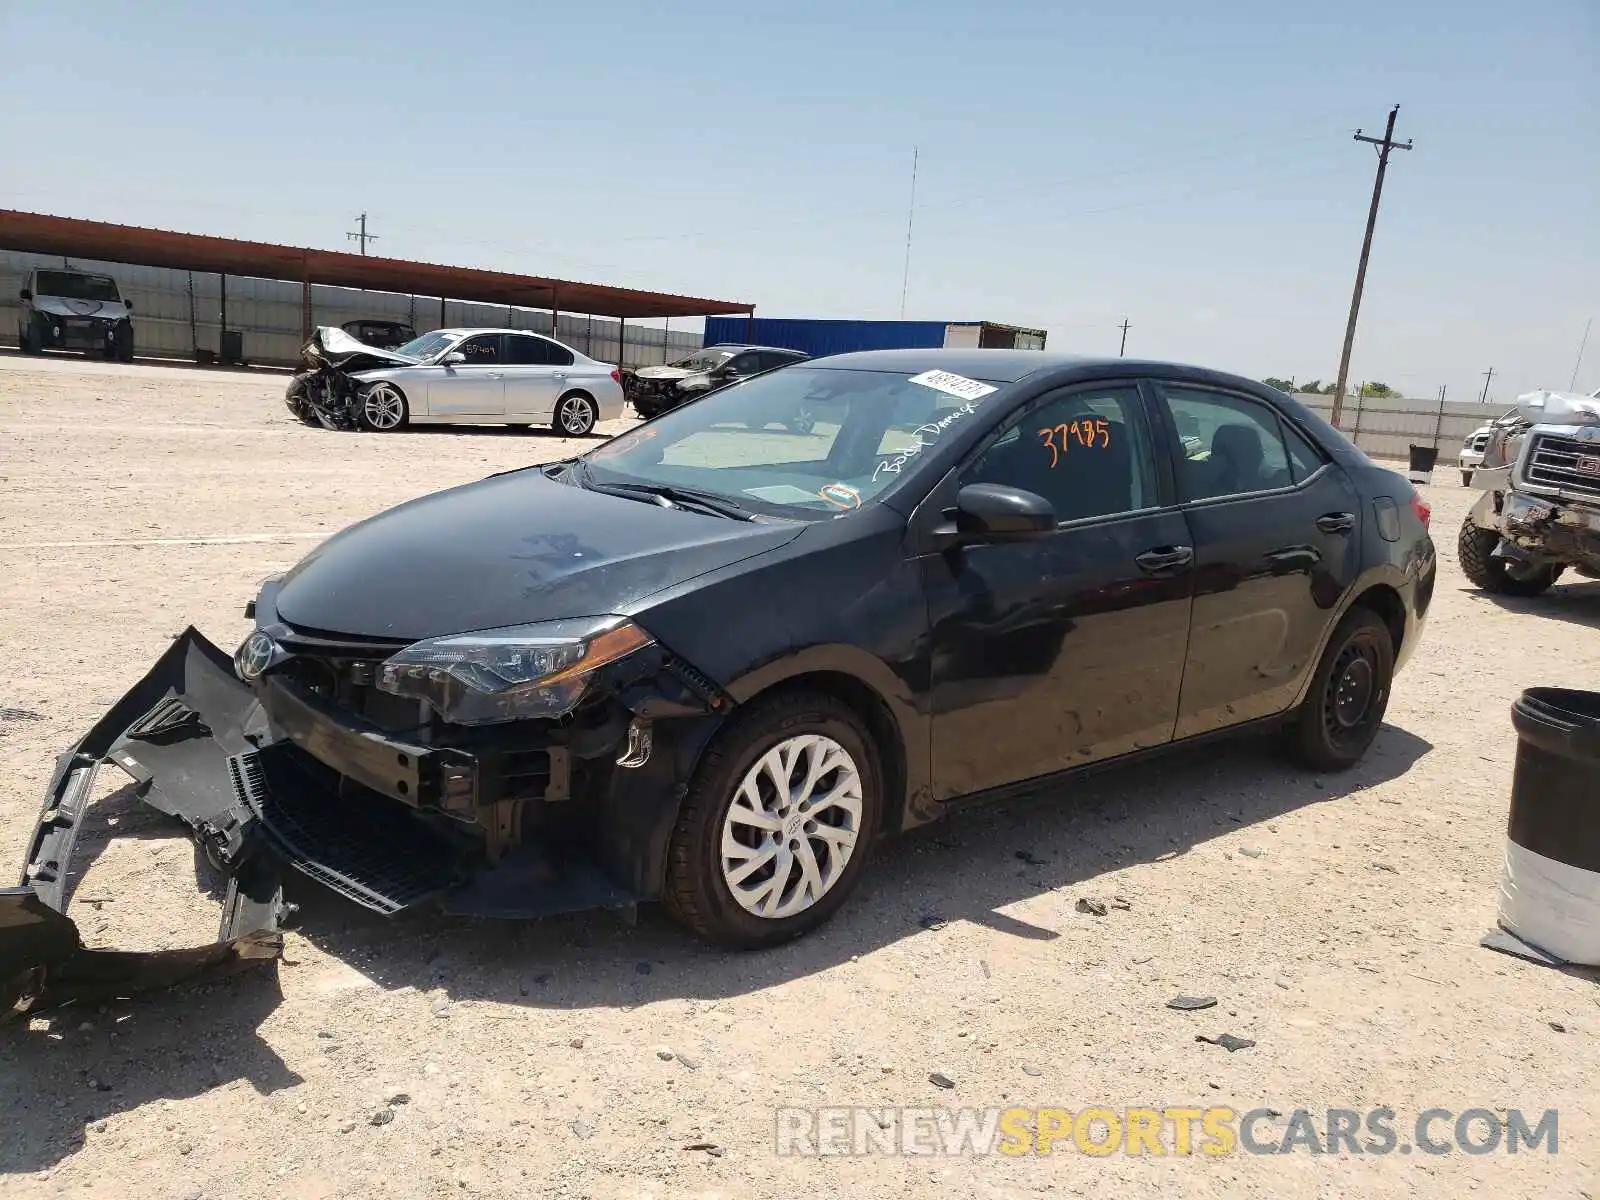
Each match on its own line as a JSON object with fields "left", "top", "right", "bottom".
{"left": 2, "top": 0, "right": 1594, "bottom": 401}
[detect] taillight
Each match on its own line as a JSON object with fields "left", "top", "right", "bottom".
{"left": 610, "top": 368, "right": 621, "bottom": 383}
{"left": 1410, "top": 490, "right": 1431, "bottom": 529}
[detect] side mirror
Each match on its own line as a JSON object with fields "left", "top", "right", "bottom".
{"left": 442, "top": 351, "right": 467, "bottom": 366}
{"left": 942, "top": 483, "right": 1056, "bottom": 543}
{"left": 19, "top": 288, "right": 31, "bottom": 301}
{"left": 123, "top": 299, "right": 133, "bottom": 311}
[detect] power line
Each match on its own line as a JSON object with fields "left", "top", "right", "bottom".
{"left": 1118, "top": 318, "right": 1131, "bottom": 357}
{"left": 1479, "top": 366, "right": 1495, "bottom": 404}
{"left": 346, "top": 212, "right": 379, "bottom": 255}
{"left": 1329, "top": 105, "right": 1413, "bottom": 428}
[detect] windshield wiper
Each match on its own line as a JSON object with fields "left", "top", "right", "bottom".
{"left": 579, "top": 471, "right": 753, "bottom": 521}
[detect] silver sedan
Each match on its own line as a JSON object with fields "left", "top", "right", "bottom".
{"left": 353, "top": 328, "right": 625, "bottom": 435}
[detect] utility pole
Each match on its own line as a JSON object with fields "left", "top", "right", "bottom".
{"left": 1571, "top": 316, "right": 1593, "bottom": 390}
{"left": 1479, "top": 367, "right": 1495, "bottom": 404}
{"left": 899, "top": 147, "right": 918, "bottom": 320}
{"left": 346, "top": 213, "right": 379, "bottom": 255}
{"left": 1329, "top": 105, "right": 1412, "bottom": 428}
{"left": 1118, "top": 318, "right": 1131, "bottom": 357}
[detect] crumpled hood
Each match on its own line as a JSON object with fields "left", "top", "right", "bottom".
{"left": 30, "top": 296, "right": 128, "bottom": 320}
{"left": 273, "top": 469, "right": 803, "bottom": 641}
{"left": 1519, "top": 389, "right": 1600, "bottom": 426}
{"left": 632, "top": 365, "right": 699, "bottom": 383}
{"left": 301, "top": 326, "right": 418, "bottom": 372}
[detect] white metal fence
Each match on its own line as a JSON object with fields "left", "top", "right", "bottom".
{"left": 1293, "top": 391, "right": 1511, "bottom": 463}
{"left": 0, "top": 249, "right": 704, "bottom": 368}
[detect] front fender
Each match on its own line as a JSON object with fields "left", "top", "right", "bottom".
{"left": 1468, "top": 487, "right": 1503, "bottom": 530}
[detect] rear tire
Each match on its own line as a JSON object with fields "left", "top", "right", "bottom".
{"left": 18, "top": 325, "right": 36, "bottom": 355}
{"left": 1288, "top": 607, "right": 1395, "bottom": 772}
{"left": 1461, "top": 470, "right": 1473, "bottom": 487}
{"left": 664, "top": 691, "right": 883, "bottom": 949}
{"left": 1457, "top": 515, "right": 1561, "bottom": 596}
{"left": 554, "top": 391, "right": 598, "bottom": 437}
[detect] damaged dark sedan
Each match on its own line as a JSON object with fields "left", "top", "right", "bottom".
{"left": 2, "top": 350, "right": 1437, "bottom": 1013}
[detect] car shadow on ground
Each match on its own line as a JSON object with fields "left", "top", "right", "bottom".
{"left": 1475, "top": 579, "right": 1600, "bottom": 632}
{"left": 4, "top": 723, "right": 1435, "bottom": 1171}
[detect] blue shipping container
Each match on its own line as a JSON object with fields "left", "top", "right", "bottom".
{"left": 702, "top": 317, "right": 959, "bottom": 359}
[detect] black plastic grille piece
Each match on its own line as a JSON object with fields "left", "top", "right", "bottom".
{"left": 229, "top": 744, "right": 460, "bottom": 914}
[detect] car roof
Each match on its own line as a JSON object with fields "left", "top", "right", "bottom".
{"left": 703, "top": 343, "right": 808, "bottom": 356}
{"left": 433, "top": 327, "right": 563, "bottom": 339}
{"left": 804, "top": 348, "right": 1093, "bottom": 383}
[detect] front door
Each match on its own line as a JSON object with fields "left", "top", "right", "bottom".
{"left": 427, "top": 333, "right": 506, "bottom": 418}
{"left": 922, "top": 381, "right": 1196, "bottom": 800}
{"left": 1153, "top": 382, "right": 1363, "bottom": 738}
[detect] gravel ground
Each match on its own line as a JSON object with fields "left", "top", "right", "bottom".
{"left": 0, "top": 352, "right": 1596, "bottom": 1199}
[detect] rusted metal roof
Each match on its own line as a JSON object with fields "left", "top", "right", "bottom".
{"left": 0, "top": 210, "right": 754, "bottom": 320}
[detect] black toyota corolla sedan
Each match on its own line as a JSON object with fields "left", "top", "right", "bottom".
{"left": 3, "top": 350, "right": 1437, "bottom": 1007}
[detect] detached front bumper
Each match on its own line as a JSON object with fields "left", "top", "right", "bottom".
{"left": 1, "top": 628, "right": 643, "bottom": 1018}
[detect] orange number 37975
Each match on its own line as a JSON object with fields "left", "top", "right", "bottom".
{"left": 1037, "top": 418, "right": 1111, "bottom": 467}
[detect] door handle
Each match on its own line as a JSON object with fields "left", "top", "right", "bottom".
{"left": 554, "top": 371, "right": 568, "bottom": 380}
{"left": 485, "top": 372, "right": 503, "bottom": 379}
{"left": 1316, "top": 512, "right": 1356, "bottom": 535}
{"left": 1135, "top": 545, "right": 1194, "bottom": 574}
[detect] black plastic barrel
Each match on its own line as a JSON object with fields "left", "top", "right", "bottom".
{"left": 1500, "top": 688, "right": 1600, "bottom": 964}
{"left": 1406, "top": 444, "right": 1439, "bottom": 483}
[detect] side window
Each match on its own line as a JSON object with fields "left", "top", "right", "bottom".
{"left": 726, "top": 353, "right": 759, "bottom": 376}
{"left": 962, "top": 385, "right": 1156, "bottom": 524}
{"left": 456, "top": 334, "right": 502, "bottom": 365}
{"left": 504, "top": 335, "right": 574, "bottom": 366}
{"left": 1281, "top": 417, "right": 1326, "bottom": 483}
{"left": 1161, "top": 386, "right": 1294, "bottom": 502}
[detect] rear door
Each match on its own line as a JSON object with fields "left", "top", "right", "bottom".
{"left": 921, "top": 380, "right": 1196, "bottom": 799}
{"left": 427, "top": 333, "right": 506, "bottom": 418}
{"left": 1153, "top": 381, "right": 1363, "bottom": 737}
{"left": 501, "top": 334, "right": 572, "bottom": 419}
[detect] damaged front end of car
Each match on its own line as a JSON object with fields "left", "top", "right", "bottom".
{"left": 285, "top": 327, "right": 416, "bottom": 431}
{"left": 2, "top": 586, "right": 735, "bottom": 1018}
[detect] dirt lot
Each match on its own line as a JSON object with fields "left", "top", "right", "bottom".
{"left": 1, "top": 353, "right": 1596, "bottom": 1199}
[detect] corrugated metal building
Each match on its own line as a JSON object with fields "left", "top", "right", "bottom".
{"left": 2, "top": 249, "right": 706, "bottom": 368}
{"left": 702, "top": 317, "right": 1047, "bottom": 359}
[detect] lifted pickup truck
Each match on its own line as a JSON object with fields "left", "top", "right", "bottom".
{"left": 1459, "top": 388, "right": 1600, "bottom": 595}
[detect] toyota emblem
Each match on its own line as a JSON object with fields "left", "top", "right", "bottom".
{"left": 235, "top": 631, "right": 277, "bottom": 681}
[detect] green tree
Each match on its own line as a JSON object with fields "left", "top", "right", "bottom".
{"left": 1364, "top": 381, "right": 1398, "bottom": 398}
{"left": 1262, "top": 377, "right": 1296, "bottom": 392}
{"left": 1299, "top": 380, "right": 1326, "bottom": 394}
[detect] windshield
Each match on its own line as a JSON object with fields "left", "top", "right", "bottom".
{"left": 391, "top": 331, "right": 457, "bottom": 362}
{"left": 35, "top": 271, "right": 122, "bottom": 303}
{"left": 670, "top": 348, "right": 736, "bottom": 372}
{"left": 582, "top": 365, "right": 1005, "bottom": 518}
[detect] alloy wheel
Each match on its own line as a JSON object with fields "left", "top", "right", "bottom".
{"left": 558, "top": 394, "right": 596, "bottom": 435}
{"left": 363, "top": 384, "right": 406, "bottom": 430}
{"left": 719, "top": 734, "right": 864, "bottom": 919}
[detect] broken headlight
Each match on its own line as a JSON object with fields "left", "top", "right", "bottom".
{"left": 376, "top": 617, "right": 654, "bottom": 726}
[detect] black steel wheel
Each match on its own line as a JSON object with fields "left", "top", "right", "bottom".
{"left": 1288, "top": 607, "right": 1395, "bottom": 772}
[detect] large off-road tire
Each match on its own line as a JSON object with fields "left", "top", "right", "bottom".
{"left": 665, "top": 690, "right": 884, "bottom": 950}
{"left": 1457, "top": 514, "right": 1561, "bottom": 597}
{"left": 553, "top": 391, "right": 598, "bottom": 437}
{"left": 359, "top": 383, "right": 410, "bottom": 432}
{"left": 1288, "top": 607, "right": 1395, "bottom": 772}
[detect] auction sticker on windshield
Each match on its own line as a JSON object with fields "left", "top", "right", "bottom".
{"left": 908, "top": 370, "right": 998, "bottom": 402}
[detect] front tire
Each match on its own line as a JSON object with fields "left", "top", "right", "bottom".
{"left": 665, "top": 691, "right": 884, "bottom": 949}
{"left": 554, "top": 391, "right": 598, "bottom": 437}
{"left": 18, "top": 325, "right": 37, "bottom": 355}
{"left": 1457, "top": 515, "right": 1561, "bottom": 596}
{"left": 1288, "top": 607, "right": 1395, "bottom": 772}
{"left": 359, "top": 383, "right": 409, "bottom": 432}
